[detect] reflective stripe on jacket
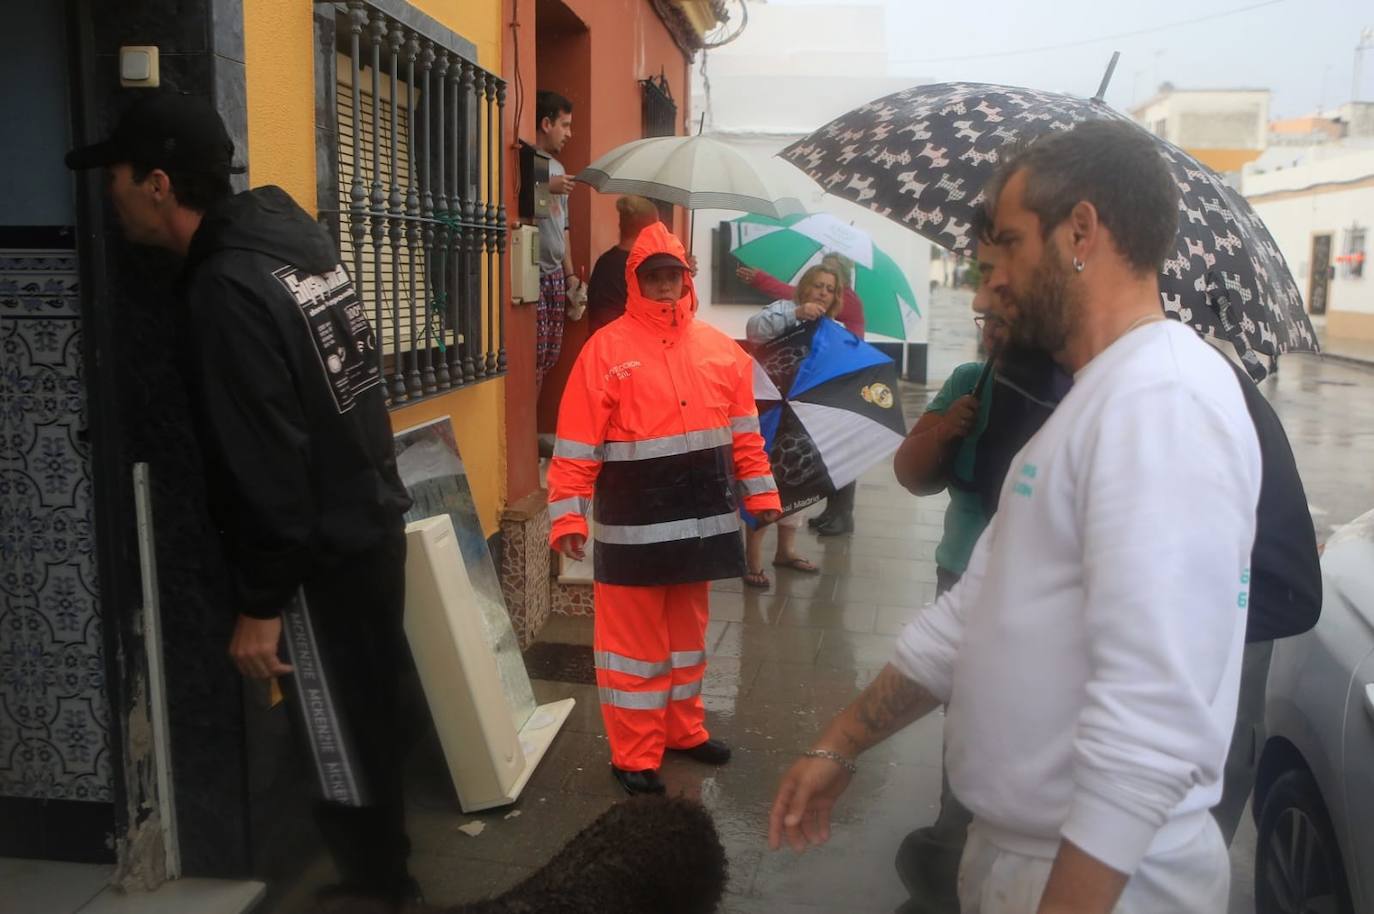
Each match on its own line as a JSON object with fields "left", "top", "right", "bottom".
{"left": 548, "top": 222, "right": 781, "bottom": 586}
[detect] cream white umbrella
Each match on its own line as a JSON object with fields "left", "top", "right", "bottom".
{"left": 578, "top": 135, "right": 806, "bottom": 220}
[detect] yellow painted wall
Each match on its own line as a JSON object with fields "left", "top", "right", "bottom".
{"left": 242, "top": 0, "right": 509, "bottom": 536}
{"left": 390, "top": 383, "right": 507, "bottom": 537}
{"left": 243, "top": 0, "right": 318, "bottom": 210}
{"left": 409, "top": 0, "right": 502, "bottom": 69}
{"left": 243, "top": 0, "right": 503, "bottom": 207}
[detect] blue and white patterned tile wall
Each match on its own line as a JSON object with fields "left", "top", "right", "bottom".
{"left": 0, "top": 243, "right": 112, "bottom": 802}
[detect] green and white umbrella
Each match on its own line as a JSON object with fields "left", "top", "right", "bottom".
{"left": 728, "top": 212, "right": 921, "bottom": 341}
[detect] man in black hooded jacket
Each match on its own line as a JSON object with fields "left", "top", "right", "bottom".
{"left": 68, "top": 93, "right": 417, "bottom": 907}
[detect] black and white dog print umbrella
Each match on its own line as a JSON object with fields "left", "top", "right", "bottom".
{"left": 781, "top": 82, "right": 1317, "bottom": 379}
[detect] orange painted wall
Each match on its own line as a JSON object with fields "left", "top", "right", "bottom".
{"left": 502, "top": 0, "right": 542, "bottom": 502}
{"left": 527, "top": 0, "right": 692, "bottom": 435}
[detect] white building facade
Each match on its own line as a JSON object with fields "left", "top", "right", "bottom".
{"left": 1132, "top": 86, "right": 1271, "bottom": 180}
{"left": 1243, "top": 143, "right": 1374, "bottom": 344}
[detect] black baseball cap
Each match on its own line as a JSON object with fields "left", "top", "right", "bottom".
{"left": 65, "top": 93, "right": 245, "bottom": 175}
{"left": 636, "top": 252, "right": 688, "bottom": 274}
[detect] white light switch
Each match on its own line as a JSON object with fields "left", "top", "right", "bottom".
{"left": 119, "top": 46, "right": 160, "bottom": 87}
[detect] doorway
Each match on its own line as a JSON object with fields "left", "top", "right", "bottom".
{"left": 0, "top": 1, "right": 114, "bottom": 863}
{"left": 1309, "top": 232, "right": 1332, "bottom": 316}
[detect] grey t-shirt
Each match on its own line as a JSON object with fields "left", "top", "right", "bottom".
{"left": 538, "top": 157, "right": 568, "bottom": 276}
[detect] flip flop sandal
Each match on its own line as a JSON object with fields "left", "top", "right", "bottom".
{"left": 773, "top": 557, "right": 820, "bottom": 574}
{"left": 743, "top": 569, "right": 771, "bottom": 588}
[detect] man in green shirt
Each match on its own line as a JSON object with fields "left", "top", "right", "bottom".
{"left": 910, "top": 348, "right": 997, "bottom": 591}
{"left": 893, "top": 257, "right": 1003, "bottom": 596}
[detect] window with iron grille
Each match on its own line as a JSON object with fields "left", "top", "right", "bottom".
{"left": 1344, "top": 225, "right": 1366, "bottom": 279}
{"left": 641, "top": 73, "right": 677, "bottom": 138}
{"left": 314, "top": 0, "right": 507, "bottom": 407}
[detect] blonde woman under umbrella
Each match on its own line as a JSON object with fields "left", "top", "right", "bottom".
{"left": 739, "top": 262, "right": 849, "bottom": 588}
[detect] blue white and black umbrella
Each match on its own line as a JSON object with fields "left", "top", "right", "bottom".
{"left": 750, "top": 318, "right": 907, "bottom": 519}
{"left": 781, "top": 81, "right": 1318, "bottom": 377}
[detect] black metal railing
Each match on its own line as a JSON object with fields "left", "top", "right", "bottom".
{"left": 318, "top": 0, "right": 507, "bottom": 406}
{"left": 641, "top": 72, "right": 677, "bottom": 138}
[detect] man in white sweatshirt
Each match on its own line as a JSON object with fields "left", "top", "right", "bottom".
{"left": 769, "top": 121, "right": 1262, "bottom": 914}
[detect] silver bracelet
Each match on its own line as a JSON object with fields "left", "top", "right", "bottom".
{"left": 802, "top": 748, "right": 857, "bottom": 773}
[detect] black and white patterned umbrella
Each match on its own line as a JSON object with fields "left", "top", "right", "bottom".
{"left": 781, "top": 82, "right": 1318, "bottom": 376}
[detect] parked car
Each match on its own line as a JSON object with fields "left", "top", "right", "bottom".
{"left": 1254, "top": 508, "right": 1374, "bottom": 914}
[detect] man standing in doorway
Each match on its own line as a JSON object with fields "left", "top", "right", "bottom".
{"left": 535, "top": 89, "right": 579, "bottom": 388}
{"left": 67, "top": 94, "right": 418, "bottom": 909}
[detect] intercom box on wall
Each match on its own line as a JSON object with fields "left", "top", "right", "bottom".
{"left": 518, "top": 140, "right": 551, "bottom": 221}
{"left": 509, "top": 224, "right": 541, "bottom": 304}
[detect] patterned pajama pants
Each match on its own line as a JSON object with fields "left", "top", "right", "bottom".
{"left": 536, "top": 269, "right": 566, "bottom": 387}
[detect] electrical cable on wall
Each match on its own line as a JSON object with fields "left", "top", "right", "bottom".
{"left": 700, "top": 45, "right": 713, "bottom": 134}
{"left": 510, "top": 5, "right": 525, "bottom": 209}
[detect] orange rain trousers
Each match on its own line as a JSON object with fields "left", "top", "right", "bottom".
{"left": 593, "top": 580, "right": 710, "bottom": 771}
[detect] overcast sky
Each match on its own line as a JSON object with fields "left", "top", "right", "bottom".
{"left": 767, "top": 0, "right": 1372, "bottom": 119}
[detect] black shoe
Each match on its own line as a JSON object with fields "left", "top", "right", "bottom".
{"left": 316, "top": 876, "right": 423, "bottom": 911}
{"left": 672, "top": 738, "right": 732, "bottom": 765}
{"left": 394, "top": 877, "right": 424, "bottom": 907}
{"left": 814, "top": 514, "right": 854, "bottom": 536}
{"left": 611, "top": 766, "right": 667, "bottom": 795}
{"left": 807, "top": 512, "right": 833, "bottom": 530}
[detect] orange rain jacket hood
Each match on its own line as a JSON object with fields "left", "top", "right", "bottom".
{"left": 547, "top": 223, "right": 781, "bottom": 585}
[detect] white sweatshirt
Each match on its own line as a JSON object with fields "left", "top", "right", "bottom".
{"left": 893, "top": 320, "right": 1262, "bottom": 875}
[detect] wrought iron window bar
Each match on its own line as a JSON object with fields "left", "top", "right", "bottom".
{"left": 641, "top": 71, "right": 678, "bottom": 139}
{"left": 317, "top": 0, "right": 507, "bottom": 408}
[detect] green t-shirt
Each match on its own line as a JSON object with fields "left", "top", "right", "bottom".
{"left": 925, "top": 362, "right": 994, "bottom": 575}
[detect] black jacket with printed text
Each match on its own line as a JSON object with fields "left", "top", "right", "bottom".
{"left": 180, "top": 186, "right": 411, "bottom": 618}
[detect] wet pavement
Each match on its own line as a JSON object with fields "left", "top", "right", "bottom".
{"left": 270, "top": 288, "right": 1374, "bottom": 913}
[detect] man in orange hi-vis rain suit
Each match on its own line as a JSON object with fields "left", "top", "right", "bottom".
{"left": 548, "top": 221, "right": 782, "bottom": 796}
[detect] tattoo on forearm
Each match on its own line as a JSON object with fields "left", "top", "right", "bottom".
{"left": 849, "top": 668, "right": 929, "bottom": 748}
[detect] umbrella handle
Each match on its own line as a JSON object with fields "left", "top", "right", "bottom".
{"left": 685, "top": 113, "right": 705, "bottom": 256}
{"left": 1093, "top": 51, "right": 1121, "bottom": 102}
